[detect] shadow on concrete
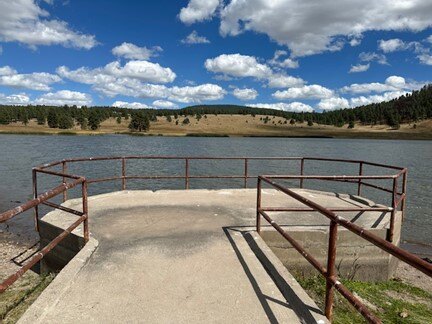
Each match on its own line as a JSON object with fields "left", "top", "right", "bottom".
{"left": 223, "top": 227, "right": 283, "bottom": 323}
{"left": 223, "top": 226, "right": 322, "bottom": 324}
{"left": 371, "top": 212, "right": 387, "bottom": 228}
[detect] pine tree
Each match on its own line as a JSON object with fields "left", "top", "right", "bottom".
{"left": 21, "top": 110, "right": 29, "bottom": 126}
{"left": 0, "top": 110, "right": 10, "bottom": 124}
{"left": 129, "top": 112, "right": 150, "bottom": 132}
{"left": 58, "top": 114, "right": 74, "bottom": 129}
{"left": 36, "top": 109, "right": 46, "bottom": 125}
{"left": 88, "top": 110, "right": 101, "bottom": 130}
{"left": 47, "top": 110, "right": 59, "bottom": 128}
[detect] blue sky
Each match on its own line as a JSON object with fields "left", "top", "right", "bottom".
{"left": 0, "top": 0, "right": 431, "bottom": 112}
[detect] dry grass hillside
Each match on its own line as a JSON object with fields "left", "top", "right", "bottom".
{"left": 0, "top": 114, "right": 431, "bottom": 139}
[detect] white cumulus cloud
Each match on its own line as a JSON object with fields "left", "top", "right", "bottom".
{"left": 418, "top": 53, "right": 432, "bottom": 65}
{"left": 268, "top": 50, "right": 299, "bottom": 69}
{"left": 340, "top": 76, "right": 423, "bottom": 94}
{"left": 181, "top": 31, "right": 210, "bottom": 44}
{"left": 0, "top": 65, "right": 61, "bottom": 91}
{"left": 205, "top": 53, "right": 304, "bottom": 88}
{"left": 317, "top": 97, "right": 350, "bottom": 111}
{"left": 168, "top": 84, "right": 226, "bottom": 103}
{"left": 359, "top": 52, "right": 388, "bottom": 65}
{"left": 34, "top": 90, "right": 92, "bottom": 107}
{"left": 232, "top": 88, "right": 258, "bottom": 100}
{"left": 267, "top": 74, "right": 305, "bottom": 88}
{"left": 219, "top": 0, "right": 432, "bottom": 57}
{"left": 112, "top": 101, "right": 154, "bottom": 109}
{"left": 378, "top": 39, "right": 409, "bottom": 53}
{"left": 205, "top": 53, "right": 272, "bottom": 79}
{"left": 112, "top": 43, "right": 163, "bottom": 60}
{"left": 273, "top": 85, "right": 334, "bottom": 100}
{"left": 152, "top": 100, "right": 179, "bottom": 109}
{"left": 349, "top": 63, "right": 370, "bottom": 73}
{"left": 249, "top": 102, "right": 313, "bottom": 113}
{"left": 0, "top": 0, "right": 97, "bottom": 49}
{"left": 0, "top": 93, "right": 30, "bottom": 105}
{"left": 350, "top": 91, "right": 408, "bottom": 106}
{"left": 57, "top": 61, "right": 226, "bottom": 103}
{"left": 57, "top": 60, "right": 176, "bottom": 85}
{"left": 179, "top": 0, "right": 220, "bottom": 24}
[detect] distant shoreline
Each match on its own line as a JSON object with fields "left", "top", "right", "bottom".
{"left": 1, "top": 115, "right": 431, "bottom": 140}
{"left": 2, "top": 130, "right": 432, "bottom": 140}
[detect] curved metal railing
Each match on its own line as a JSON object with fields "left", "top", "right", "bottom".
{"left": 33, "top": 156, "right": 407, "bottom": 242}
{"left": 1, "top": 156, "right": 410, "bottom": 321}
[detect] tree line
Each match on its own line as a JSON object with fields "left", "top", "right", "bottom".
{"left": 179, "top": 84, "right": 432, "bottom": 128}
{"left": 0, "top": 84, "right": 431, "bottom": 131}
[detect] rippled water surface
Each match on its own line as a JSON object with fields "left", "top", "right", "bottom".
{"left": 0, "top": 135, "right": 431, "bottom": 253}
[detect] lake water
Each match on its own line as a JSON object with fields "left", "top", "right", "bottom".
{"left": 0, "top": 134, "right": 431, "bottom": 255}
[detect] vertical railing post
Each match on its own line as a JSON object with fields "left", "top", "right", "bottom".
{"left": 300, "top": 158, "right": 305, "bottom": 188}
{"left": 244, "top": 158, "right": 248, "bottom": 189}
{"left": 357, "top": 162, "right": 363, "bottom": 196}
{"left": 185, "top": 158, "right": 189, "bottom": 190}
{"left": 401, "top": 171, "right": 407, "bottom": 222}
{"left": 62, "top": 161, "right": 68, "bottom": 202}
{"left": 32, "top": 168, "right": 39, "bottom": 232}
{"left": 122, "top": 158, "right": 126, "bottom": 190}
{"left": 256, "top": 177, "right": 262, "bottom": 235}
{"left": 325, "top": 220, "right": 338, "bottom": 321}
{"left": 388, "top": 178, "right": 398, "bottom": 242}
{"left": 82, "top": 180, "right": 89, "bottom": 243}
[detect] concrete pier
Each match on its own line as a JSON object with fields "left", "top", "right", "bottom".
{"left": 19, "top": 189, "right": 401, "bottom": 323}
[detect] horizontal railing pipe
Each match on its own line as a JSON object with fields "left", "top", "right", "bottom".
{"left": 261, "top": 174, "right": 397, "bottom": 180}
{"left": 259, "top": 176, "right": 432, "bottom": 277}
{"left": 0, "top": 179, "right": 84, "bottom": 223}
{"left": 303, "top": 157, "right": 405, "bottom": 171}
{"left": 33, "top": 168, "right": 83, "bottom": 180}
{"left": 260, "top": 207, "right": 392, "bottom": 212}
{"left": 37, "top": 156, "right": 304, "bottom": 168}
{"left": 0, "top": 215, "right": 86, "bottom": 293}
{"left": 41, "top": 201, "right": 84, "bottom": 217}
{"left": 259, "top": 209, "right": 327, "bottom": 275}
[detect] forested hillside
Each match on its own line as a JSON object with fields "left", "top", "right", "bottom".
{"left": 0, "top": 85, "right": 431, "bottom": 130}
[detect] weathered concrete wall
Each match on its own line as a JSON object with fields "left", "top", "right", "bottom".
{"left": 39, "top": 220, "right": 85, "bottom": 272}
{"left": 261, "top": 213, "right": 402, "bottom": 281}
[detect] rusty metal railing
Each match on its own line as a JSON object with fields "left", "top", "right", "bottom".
{"left": 34, "top": 156, "right": 407, "bottom": 242}
{"left": 0, "top": 173, "right": 89, "bottom": 293}
{"left": 256, "top": 175, "right": 431, "bottom": 323}
{"left": 0, "top": 156, "right": 408, "bottom": 298}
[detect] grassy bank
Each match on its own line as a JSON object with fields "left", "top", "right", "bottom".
{"left": 295, "top": 274, "right": 432, "bottom": 323}
{"left": 0, "top": 272, "right": 54, "bottom": 323}
{"left": 0, "top": 115, "right": 431, "bottom": 139}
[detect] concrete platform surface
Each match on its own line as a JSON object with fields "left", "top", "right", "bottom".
{"left": 19, "top": 188, "right": 391, "bottom": 323}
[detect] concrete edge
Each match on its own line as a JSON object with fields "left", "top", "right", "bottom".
{"left": 17, "top": 237, "right": 99, "bottom": 324}
{"left": 240, "top": 228, "right": 329, "bottom": 324}
{"left": 63, "top": 187, "right": 375, "bottom": 202}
